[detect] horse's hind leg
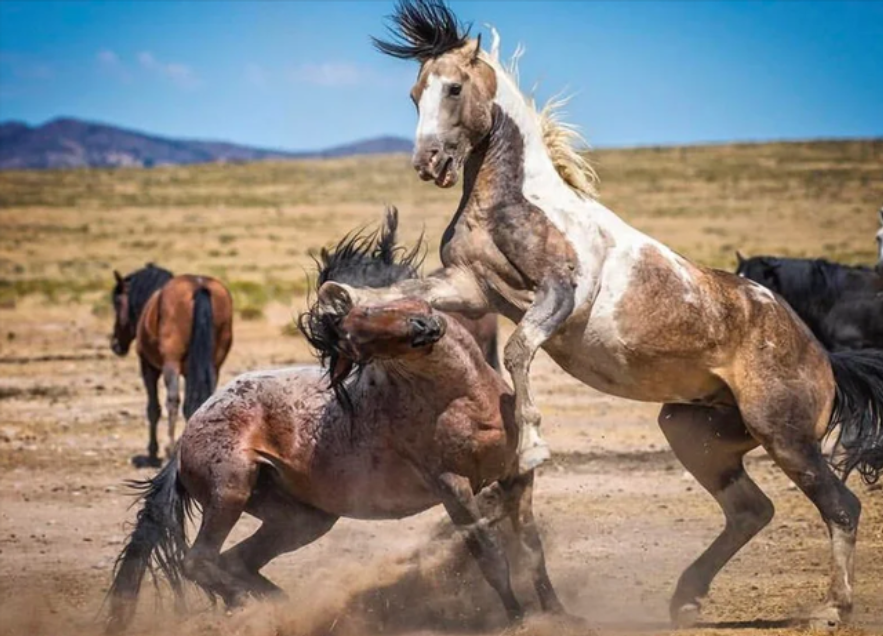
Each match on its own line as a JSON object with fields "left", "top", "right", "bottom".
{"left": 162, "top": 363, "right": 180, "bottom": 457}
{"left": 737, "top": 385, "right": 861, "bottom": 628}
{"left": 658, "top": 404, "right": 772, "bottom": 627}
{"left": 437, "top": 472, "right": 524, "bottom": 622}
{"left": 183, "top": 460, "right": 257, "bottom": 608}
{"left": 219, "top": 480, "right": 338, "bottom": 598}
{"left": 501, "top": 471, "right": 565, "bottom": 614}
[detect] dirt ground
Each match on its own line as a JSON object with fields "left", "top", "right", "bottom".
{"left": 2, "top": 141, "right": 883, "bottom": 636}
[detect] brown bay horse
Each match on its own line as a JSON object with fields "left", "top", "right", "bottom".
{"left": 111, "top": 264, "right": 233, "bottom": 467}
{"left": 317, "top": 1, "right": 883, "bottom": 628}
{"left": 106, "top": 220, "right": 561, "bottom": 633}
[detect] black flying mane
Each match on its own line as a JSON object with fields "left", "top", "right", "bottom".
{"left": 299, "top": 207, "right": 424, "bottom": 409}
{"left": 372, "top": 0, "right": 470, "bottom": 61}
{"left": 116, "top": 263, "right": 174, "bottom": 326}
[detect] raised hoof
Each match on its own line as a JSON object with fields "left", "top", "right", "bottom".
{"left": 808, "top": 605, "right": 845, "bottom": 631}
{"left": 131, "top": 454, "right": 162, "bottom": 469}
{"left": 671, "top": 602, "right": 701, "bottom": 629}
{"left": 518, "top": 440, "right": 551, "bottom": 473}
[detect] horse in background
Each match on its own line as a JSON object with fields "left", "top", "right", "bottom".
{"left": 735, "top": 253, "right": 883, "bottom": 351}
{"left": 110, "top": 264, "right": 234, "bottom": 467}
{"left": 314, "top": 206, "right": 500, "bottom": 370}
{"left": 106, "top": 217, "right": 562, "bottom": 634}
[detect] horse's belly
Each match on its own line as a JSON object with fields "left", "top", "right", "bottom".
{"left": 544, "top": 313, "right": 725, "bottom": 404}
{"left": 305, "top": 451, "right": 440, "bottom": 520}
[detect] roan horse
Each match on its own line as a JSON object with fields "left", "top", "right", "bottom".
{"left": 105, "top": 220, "right": 563, "bottom": 633}
{"left": 736, "top": 252, "right": 883, "bottom": 351}
{"left": 317, "top": 1, "right": 883, "bottom": 627}
{"left": 111, "top": 264, "right": 234, "bottom": 467}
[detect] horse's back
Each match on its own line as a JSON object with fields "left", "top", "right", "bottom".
{"left": 137, "top": 274, "right": 234, "bottom": 371}
{"left": 548, "top": 239, "right": 830, "bottom": 404}
{"left": 178, "top": 365, "right": 328, "bottom": 504}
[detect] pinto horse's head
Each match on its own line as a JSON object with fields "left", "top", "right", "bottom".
{"left": 374, "top": 0, "right": 496, "bottom": 188}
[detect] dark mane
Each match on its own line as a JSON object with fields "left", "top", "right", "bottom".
{"left": 372, "top": 0, "right": 470, "bottom": 61}
{"left": 117, "top": 263, "right": 174, "bottom": 325}
{"left": 298, "top": 207, "right": 424, "bottom": 409}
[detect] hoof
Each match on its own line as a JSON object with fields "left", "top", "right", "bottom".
{"left": 518, "top": 440, "right": 551, "bottom": 473}
{"left": 131, "top": 454, "right": 162, "bottom": 469}
{"left": 671, "top": 602, "right": 701, "bottom": 629}
{"left": 808, "top": 605, "right": 845, "bottom": 631}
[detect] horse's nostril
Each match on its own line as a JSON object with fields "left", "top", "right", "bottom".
{"left": 410, "top": 316, "right": 429, "bottom": 333}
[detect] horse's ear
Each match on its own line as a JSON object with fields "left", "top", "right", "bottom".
{"left": 735, "top": 251, "right": 746, "bottom": 265}
{"left": 877, "top": 205, "right": 883, "bottom": 226}
{"left": 114, "top": 270, "right": 123, "bottom": 284}
{"left": 330, "top": 355, "right": 354, "bottom": 386}
{"left": 470, "top": 34, "right": 482, "bottom": 64}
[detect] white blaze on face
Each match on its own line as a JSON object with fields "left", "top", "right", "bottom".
{"left": 876, "top": 231, "right": 883, "bottom": 263}
{"left": 416, "top": 73, "right": 444, "bottom": 139}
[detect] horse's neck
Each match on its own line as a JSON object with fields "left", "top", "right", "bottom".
{"left": 461, "top": 65, "right": 636, "bottom": 241}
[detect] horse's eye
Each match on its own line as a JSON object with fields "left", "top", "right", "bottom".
{"left": 448, "top": 83, "right": 462, "bottom": 97}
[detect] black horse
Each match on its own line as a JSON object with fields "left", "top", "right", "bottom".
{"left": 735, "top": 253, "right": 883, "bottom": 351}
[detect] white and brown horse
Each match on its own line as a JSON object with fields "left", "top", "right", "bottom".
{"left": 318, "top": 0, "right": 883, "bottom": 628}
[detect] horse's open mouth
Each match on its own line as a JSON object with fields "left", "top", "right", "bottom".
{"left": 434, "top": 156, "right": 457, "bottom": 188}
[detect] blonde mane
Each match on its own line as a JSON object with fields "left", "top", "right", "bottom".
{"left": 487, "top": 28, "right": 599, "bottom": 199}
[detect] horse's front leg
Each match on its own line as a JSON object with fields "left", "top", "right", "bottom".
{"left": 318, "top": 266, "right": 490, "bottom": 318}
{"left": 435, "top": 472, "right": 523, "bottom": 623}
{"left": 504, "top": 277, "right": 575, "bottom": 473}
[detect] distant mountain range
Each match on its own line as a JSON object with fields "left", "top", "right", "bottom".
{"left": 0, "top": 118, "right": 413, "bottom": 170}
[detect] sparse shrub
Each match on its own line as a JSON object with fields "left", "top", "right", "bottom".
{"left": 239, "top": 306, "right": 264, "bottom": 321}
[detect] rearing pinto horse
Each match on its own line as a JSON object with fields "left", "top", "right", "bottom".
{"left": 318, "top": 0, "right": 883, "bottom": 628}
{"left": 111, "top": 264, "right": 234, "bottom": 467}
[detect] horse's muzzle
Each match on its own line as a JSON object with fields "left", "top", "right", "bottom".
{"left": 409, "top": 315, "right": 447, "bottom": 347}
{"left": 412, "top": 143, "right": 459, "bottom": 188}
{"left": 110, "top": 337, "right": 127, "bottom": 357}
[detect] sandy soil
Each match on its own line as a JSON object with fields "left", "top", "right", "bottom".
{"left": 1, "top": 299, "right": 882, "bottom": 636}
{"left": 2, "top": 142, "right": 882, "bottom": 635}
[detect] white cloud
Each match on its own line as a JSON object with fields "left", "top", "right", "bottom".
{"left": 289, "top": 62, "right": 365, "bottom": 88}
{"left": 96, "top": 49, "right": 132, "bottom": 83}
{"left": 0, "top": 52, "right": 53, "bottom": 80}
{"left": 137, "top": 51, "right": 200, "bottom": 89}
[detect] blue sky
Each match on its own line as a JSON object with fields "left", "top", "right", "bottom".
{"left": 1, "top": 1, "right": 881, "bottom": 151}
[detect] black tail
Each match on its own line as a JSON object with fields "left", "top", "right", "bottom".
{"left": 183, "top": 287, "right": 216, "bottom": 419}
{"left": 827, "top": 350, "right": 883, "bottom": 483}
{"left": 106, "top": 458, "right": 192, "bottom": 633}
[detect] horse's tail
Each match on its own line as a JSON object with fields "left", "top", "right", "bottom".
{"left": 827, "top": 349, "right": 883, "bottom": 483}
{"left": 106, "top": 457, "right": 192, "bottom": 634}
{"left": 183, "top": 287, "right": 216, "bottom": 420}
